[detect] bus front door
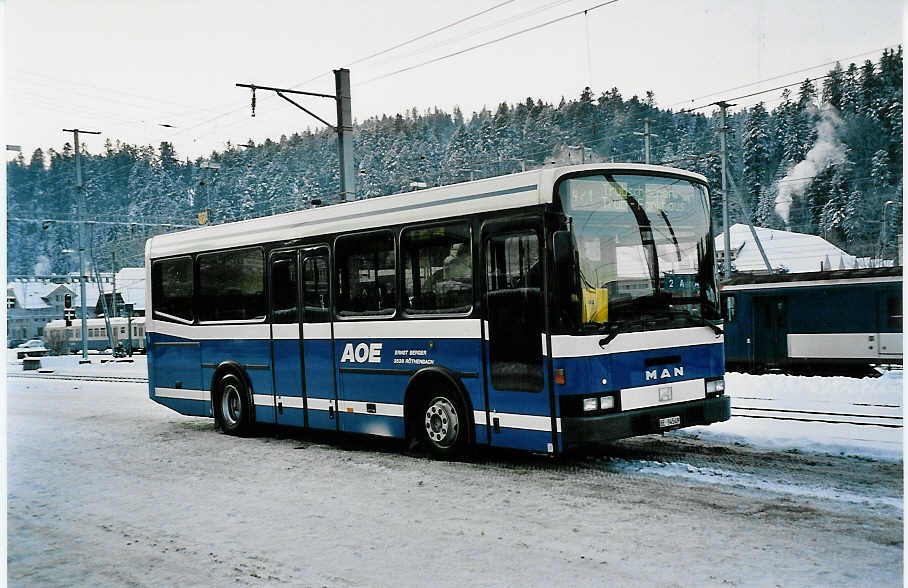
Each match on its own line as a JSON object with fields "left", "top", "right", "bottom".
{"left": 270, "top": 251, "right": 305, "bottom": 427}
{"left": 299, "top": 247, "right": 337, "bottom": 431}
{"left": 482, "top": 225, "right": 554, "bottom": 452}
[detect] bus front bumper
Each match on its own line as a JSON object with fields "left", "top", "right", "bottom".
{"left": 561, "top": 395, "right": 731, "bottom": 450}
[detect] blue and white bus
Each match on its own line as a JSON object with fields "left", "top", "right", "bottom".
{"left": 145, "top": 163, "right": 729, "bottom": 457}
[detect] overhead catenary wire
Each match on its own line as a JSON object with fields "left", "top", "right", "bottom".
{"left": 169, "top": 0, "right": 525, "bottom": 141}
{"left": 668, "top": 45, "right": 901, "bottom": 110}
{"left": 359, "top": 0, "right": 621, "bottom": 86}
{"left": 288, "top": 0, "right": 519, "bottom": 89}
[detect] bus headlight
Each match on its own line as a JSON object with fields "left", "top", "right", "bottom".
{"left": 582, "top": 398, "right": 599, "bottom": 412}
{"left": 599, "top": 395, "right": 615, "bottom": 410}
{"left": 706, "top": 378, "right": 725, "bottom": 396}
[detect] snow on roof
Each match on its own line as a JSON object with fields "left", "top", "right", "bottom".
{"left": 7, "top": 282, "right": 74, "bottom": 310}
{"left": 7, "top": 268, "right": 146, "bottom": 312}
{"left": 716, "top": 224, "right": 856, "bottom": 273}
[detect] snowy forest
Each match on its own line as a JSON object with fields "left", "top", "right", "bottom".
{"left": 6, "top": 48, "right": 902, "bottom": 276}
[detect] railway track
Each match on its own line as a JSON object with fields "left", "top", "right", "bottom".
{"left": 731, "top": 405, "right": 902, "bottom": 428}
{"left": 8, "top": 372, "right": 901, "bottom": 429}
{"left": 8, "top": 372, "right": 149, "bottom": 384}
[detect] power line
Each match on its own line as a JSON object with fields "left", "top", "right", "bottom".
{"left": 334, "top": 0, "right": 576, "bottom": 83}
{"left": 7, "top": 217, "right": 194, "bottom": 228}
{"left": 682, "top": 75, "right": 831, "bottom": 113}
{"left": 170, "top": 1, "right": 525, "bottom": 142}
{"left": 668, "top": 45, "right": 900, "bottom": 110}
{"left": 360, "top": 1, "right": 621, "bottom": 85}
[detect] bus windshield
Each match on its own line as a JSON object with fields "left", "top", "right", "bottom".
{"left": 557, "top": 173, "right": 720, "bottom": 333}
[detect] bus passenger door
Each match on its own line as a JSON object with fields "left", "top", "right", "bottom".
{"left": 300, "top": 248, "right": 337, "bottom": 431}
{"left": 270, "top": 252, "right": 304, "bottom": 427}
{"left": 482, "top": 225, "right": 553, "bottom": 452}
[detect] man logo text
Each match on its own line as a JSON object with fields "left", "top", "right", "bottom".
{"left": 645, "top": 366, "right": 684, "bottom": 381}
{"left": 340, "top": 342, "right": 382, "bottom": 364}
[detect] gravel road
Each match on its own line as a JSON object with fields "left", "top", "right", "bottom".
{"left": 7, "top": 377, "right": 903, "bottom": 587}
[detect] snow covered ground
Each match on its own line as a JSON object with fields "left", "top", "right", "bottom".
{"left": 6, "top": 376, "right": 903, "bottom": 586}
{"left": 677, "top": 370, "right": 903, "bottom": 462}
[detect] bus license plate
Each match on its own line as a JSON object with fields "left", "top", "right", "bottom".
{"left": 659, "top": 416, "right": 681, "bottom": 428}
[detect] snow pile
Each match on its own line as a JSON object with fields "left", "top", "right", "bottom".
{"left": 676, "top": 370, "right": 903, "bottom": 462}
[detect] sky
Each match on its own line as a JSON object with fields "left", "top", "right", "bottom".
{"left": 3, "top": 0, "right": 904, "bottom": 162}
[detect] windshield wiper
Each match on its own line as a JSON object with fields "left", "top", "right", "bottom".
{"left": 653, "top": 307, "right": 723, "bottom": 336}
{"left": 597, "top": 318, "right": 638, "bottom": 348}
{"left": 659, "top": 210, "right": 682, "bottom": 262}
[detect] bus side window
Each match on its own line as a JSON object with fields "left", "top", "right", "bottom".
{"left": 402, "top": 223, "right": 472, "bottom": 315}
{"left": 335, "top": 232, "right": 396, "bottom": 317}
{"left": 151, "top": 256, "right": 194, "bottom": 323}
{"left": 270, "top": 257, "right": 298, "bottom": 324}
{"left": 198, "top": 247, "right": 266, "bottom": 322}
{"left": 302, "top": 255, "right": 330, "bottom": 323}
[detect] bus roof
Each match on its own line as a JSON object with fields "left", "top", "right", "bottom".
{"left": 146, "top": 163, "right": 707, "bottom": 259}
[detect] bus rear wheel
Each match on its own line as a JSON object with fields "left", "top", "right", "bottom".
{"left": 217, "top": 373, "right": 251, "bottom": 436}
{"left": 421, "top": 392, "right": 466, "bottom": 459}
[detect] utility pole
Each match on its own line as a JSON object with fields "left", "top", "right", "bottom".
{"left": 63, "top": 128, "right": 101, "bottom": 363}
{"left": 633, "top": 118, "right": 658, "bottom": 164}
{"left": 200, "top": 160, "right": 220, "bottom": 224}
{"left": 335, "top": 69, "right": 354, "bottom": 202}
{"left": 715, "top": 103, "right": 733, "bottom": 279}
{"left": 237, "top": 68, "right": 355, "bottom": 204}
{"left": 111, "top": 252, "right": 118, "bottom": 320}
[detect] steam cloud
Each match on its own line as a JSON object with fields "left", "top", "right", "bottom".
{"left": 774, "top": 106, "right": 846, "bottom": 225}
{"left": 33, "top": 255, "right": 51, "bottom": 276}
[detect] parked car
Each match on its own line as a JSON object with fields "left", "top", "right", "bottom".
{"left": 16, "top": 339, "right": 49, "bottom": 359}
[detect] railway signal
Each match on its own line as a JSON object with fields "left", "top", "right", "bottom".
{"left": 64, "top": 293, "right": 75, "bottom": 326}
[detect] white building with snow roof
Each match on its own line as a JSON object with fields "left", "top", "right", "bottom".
{"left": 6, "top": 267, "right": 145, "bottom": 344}
{"left": 715, "top": 224, "right": 863, "bottom": 274}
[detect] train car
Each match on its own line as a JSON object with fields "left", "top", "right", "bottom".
{"left": 720, "top": 267, "right": 902, "bottom": 376}
{"left": 44, "top": 316, "right": 147, "bottom": 354}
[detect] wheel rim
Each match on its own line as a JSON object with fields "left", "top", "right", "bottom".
{"left": 221, "top": 383, "right": 242, "bottom": 427}
{"left": 424, "top": 397, "right": 459, "bottom": 448}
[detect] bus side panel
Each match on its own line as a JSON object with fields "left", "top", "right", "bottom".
{"left": 148, "top": 333, "right": 206, "bottom": 417}
{"left": 335, "top": 332, "right": 484, "bottom": 439}
{"left": 201, "top": 338, "right": 275, "bottom": 424}
{"left": 272, "top": 338, "right": 304, "bottom": 427}
{"left": 303, "top": 337, "right": 336, "bottom": 431}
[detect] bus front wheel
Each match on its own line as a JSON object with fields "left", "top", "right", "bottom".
{"left": 421, "top": 392, "right": 466, "bottom": 459}
{"left": 217, "top": 373, "right": 251, "bottom": 436}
